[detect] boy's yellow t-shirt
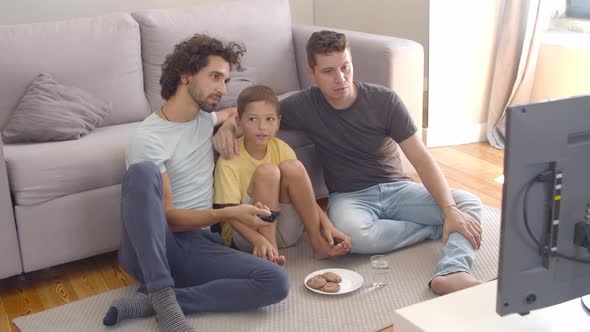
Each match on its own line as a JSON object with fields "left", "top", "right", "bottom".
{"left": 213, "top": 136, "right": 297, "bottom": 246}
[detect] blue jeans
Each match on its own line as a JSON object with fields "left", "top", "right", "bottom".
{"left": 118, "top": 161, "right": 289, "bottom": 313}
{"left": 327, "top": 181, "right": 482, "bottom": 280}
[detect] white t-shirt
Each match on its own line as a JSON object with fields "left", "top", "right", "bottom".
{"left": 126, "top": 111, "right": 218, "bottom": 210}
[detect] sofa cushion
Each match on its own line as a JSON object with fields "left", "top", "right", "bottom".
{"left": 216, "top": 66, "right": 256, "bottom": 111}
{"left": 2, "top": 72, "right": 112, "bottom": 143}
{"left": 0, "top": 13, "right": 150, "bottom": 129}
{"left": 132, "top": 0, "right": 300, "bottom": 113}
{"left": 4, "top": 122, "right": 140, "bottom": 206}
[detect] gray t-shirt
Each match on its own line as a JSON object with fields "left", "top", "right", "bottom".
{"left": 280, "top": 81, "right": 416, "bottom": 194}
{"left": 126, "top": 111, "right": 217, "bottom": 210}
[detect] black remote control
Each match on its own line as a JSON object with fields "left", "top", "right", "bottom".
{"left": 258, "top": 210, "right": 280, "bottom": 223}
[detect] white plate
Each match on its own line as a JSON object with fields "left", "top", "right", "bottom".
{"left": 304, "top": 268, "right": 364, "bottom": 295}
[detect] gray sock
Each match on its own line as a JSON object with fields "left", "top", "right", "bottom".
{"left": 150, "top": 287, "right": 194, "bottom": 332}
{"left": 103, "top": 292, "right": 154, "bottom": 326}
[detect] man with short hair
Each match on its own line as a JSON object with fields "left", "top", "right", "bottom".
{"left": 215, "top": 30, "right": 484, "bottom": 296}
{"left": 103, "top": 34, "right": 289, "bottom": 332}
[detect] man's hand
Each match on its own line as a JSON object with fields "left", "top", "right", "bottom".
{"left": 213, "top": 115, "right": 240, "bottom": 160}
{"left": 442, "top": 206, "right": 482, "bottom": 250}
{"left": 226, "top": 203, "right": 271, "bottom": 229}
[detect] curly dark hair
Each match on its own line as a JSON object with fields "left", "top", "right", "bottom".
{"left": 160, "top": 34, "right": 246, "bottom": 100}
{"left": 306, "top": 30, "right": 350, "bottom": 69}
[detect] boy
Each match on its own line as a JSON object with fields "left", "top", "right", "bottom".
{"left": 213, "top": 85, "right": 351, "bottom": 265}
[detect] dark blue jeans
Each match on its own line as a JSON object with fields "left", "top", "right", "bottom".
{"left": 118, "top": 161, "right": 289, "bottom": 314}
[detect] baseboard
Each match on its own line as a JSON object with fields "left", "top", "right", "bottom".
{"left": 422, "top": 122, "right": 487, "bottom": 147}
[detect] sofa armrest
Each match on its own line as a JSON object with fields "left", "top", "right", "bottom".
{"left": 0, "top": 140, "right": 23, "bottom": 279}
{"left": 292, "top": 24, "right": 424, "bottom": 176}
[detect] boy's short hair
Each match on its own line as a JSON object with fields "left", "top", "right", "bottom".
{"left": 237, "top": 85, "right": 280, "bottom": 117}
{"left": 306, "top": 30, "right": 350, "bottom": 69}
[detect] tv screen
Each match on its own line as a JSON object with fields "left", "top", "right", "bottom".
{"left": 496, "top": 95, "right": 590, "bottom": 316}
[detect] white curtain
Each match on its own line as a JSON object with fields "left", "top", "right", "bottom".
{"left": 486, "top": 0, "right": 552, "bottom": 149}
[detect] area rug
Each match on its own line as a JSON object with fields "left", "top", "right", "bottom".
{"left": 13, "top": 206, "right": 501, "bottom": 332}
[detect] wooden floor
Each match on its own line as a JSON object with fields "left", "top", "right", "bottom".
{"left": 0, "top": 142, "right": 504, "bottom": 332}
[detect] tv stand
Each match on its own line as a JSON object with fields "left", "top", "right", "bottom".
{"left": 392, "top": 281, "right": 590, "bottom": 332}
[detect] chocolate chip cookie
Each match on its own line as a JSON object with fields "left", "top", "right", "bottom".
{"left": 320, "top": 282, "right": 341, "bottom": 293}
{"left": 321, "top": 272, "right": 342, "bottom": 283}
{"left": 306, "top": 275, "right": 328, "bottom": 289}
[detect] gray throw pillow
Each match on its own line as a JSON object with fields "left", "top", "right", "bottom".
{"left": 216, "top": 66, "right": 256, "bottom": 111}
{"left": 1, "top": 72, "right": 112, "bottom": 143}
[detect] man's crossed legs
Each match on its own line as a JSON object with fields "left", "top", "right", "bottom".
{"left": 328, "top": 180, "right": 483, "bottom": 295}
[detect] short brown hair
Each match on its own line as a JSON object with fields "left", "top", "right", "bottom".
{"left": 237, "top": 85, "right": 279, "bottom": 117}
{"left": 306, "top": 30, "right": 350, "bottom": 69}
{"left": 160, "top": 34, "right": 246, "bottom": 100}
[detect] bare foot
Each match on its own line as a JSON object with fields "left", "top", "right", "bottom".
{"left": 311, "top": 238, "right": 349, "bottom": 259}
{"left": 274, "top": 255, "right": 286, "bottom": 266}
{"left": 430, "top": 272, "right": 483, "bottom": 295}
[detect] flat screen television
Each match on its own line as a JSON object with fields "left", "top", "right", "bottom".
{"left": 496, "top": 94, "right": 590, "bottom": 316}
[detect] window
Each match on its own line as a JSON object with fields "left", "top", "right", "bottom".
{"left": 567, "top": 0, "right": 590, "bottom": 20}
{"left": 550, "top": 0, "right": 590, "bottom": 33}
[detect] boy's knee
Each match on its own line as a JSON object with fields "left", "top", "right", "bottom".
{"left": 253, "top": 163, "right": 281, "bottom": 182}
{"left": 278, "top": 160, "right": 305, "bottom": 179}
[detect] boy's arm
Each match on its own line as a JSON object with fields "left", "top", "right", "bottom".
{"left": 161, "top": 171, "right": 271, "bottom": 232}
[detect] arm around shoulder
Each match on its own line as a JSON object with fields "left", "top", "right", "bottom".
{"left": 214, "top": 107, "right": 237, "bottom": 126}
{"left": 213, "top": 111, "right": 242, "bottom": 160}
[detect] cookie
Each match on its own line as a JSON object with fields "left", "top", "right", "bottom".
{"left": 321, "top": 272, "right": 342, "bottom": 283}
{"left": 306, "top": 275, "right": 327, "bottom": 289}
{"left": 320, "top": 282, "right": 341, "bottom": 293}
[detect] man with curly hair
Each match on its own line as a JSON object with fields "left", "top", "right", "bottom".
{"left": 102, "top": 34, "right": 289, "bottom": 332}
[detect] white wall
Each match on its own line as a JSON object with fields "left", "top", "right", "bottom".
{"left": 290, "top": 0, "right": 314, "bottom": 25}
{"left": 425, "top": 0, "right": 502, "bottom": 147}
{"left": 531, "top": 31, "right": 590, "bottom": 102}
{"left": 0, "top": 0, "right": 314, "bottom": 25}
{"left": 314, "top": 0, "right": 429, "bottom": 82}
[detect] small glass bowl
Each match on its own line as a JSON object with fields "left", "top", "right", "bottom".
{"left": 370, "top": 255, "right": 390, "bottom": 269}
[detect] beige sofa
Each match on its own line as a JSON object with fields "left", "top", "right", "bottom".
{"left": 0, "top": 0, "right": 423, "bottom": 279}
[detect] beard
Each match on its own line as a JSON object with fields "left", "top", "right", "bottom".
{"left": 196, "top": 98, "right": 216, "bottom": 113}
{"left": 188, "top": 81, "right": 221, "bottom": 113}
